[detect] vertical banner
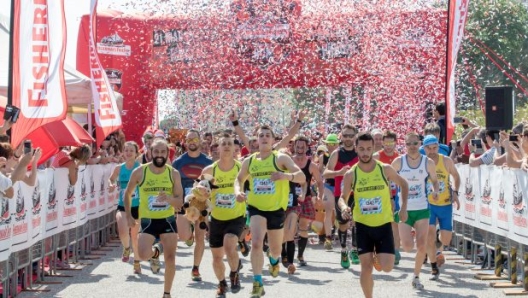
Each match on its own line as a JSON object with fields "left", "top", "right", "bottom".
{"left": 11, "top": 0, "right": 68, "bottom": 148}
{"left": 492, "top": 167, "right": 509, "bottom": 235}
{"left": 87, "top": 166, "right": 98, "bottom": 220}
{"left": 105, "top": 164, "right": 117, "bottom": 214}
{"left": 27, "top": 179, "right": 44, "bottom": 244}
{"left": 89, "top": 0, "right": 122, "bottom": 147}
{"left": 512, "top": 170, "right": 528, "bottom": 238}
{"left": 0, "top": 192, "right": 13, "bottom": 262}
{"left": 56, "top": 169, "right": 76, "bottom": 228}
{"left": 445, "top": 0, "right": 470, "bottom": 142}
{"left": 461, "top": 165, "right": 476, "bottom": 222}
{"left": 78, "top": 166, "right": 89, "bottom": 225}
{"left": 45, "top": 169, "right": 59, "bottom": 237}
{"left": 478, "top": 166, "right": 492, "bottom": 227}
{"left": 97, "top": 165, "right": 107, "bottom": 214}
{"left": 11, "top": 184, "right": 31, "bottom": 251}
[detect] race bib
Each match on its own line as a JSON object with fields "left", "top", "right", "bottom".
{"left": 358, "top": 197, "right": 382, "bottom": 215}
{"left": 215, "top": 193, "right": 235, "bottom": 209}
{"left": 253, "top": 178, "right": 275, "bottom": 195}
{"left": 148, "top": 195, "right": 169, "bottom": 211}
{"left": 288, "top": 193, "right": 294, "bottom": 207}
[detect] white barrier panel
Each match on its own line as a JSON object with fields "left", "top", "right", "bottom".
{"left": 0, "top": 164, "right": 117, "bottom": 261}
{"left": 456, "top": 164, "right": 528, "bottom": 245}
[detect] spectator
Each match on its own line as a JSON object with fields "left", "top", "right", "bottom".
{"left": 51, "top": 145, "right": 92, "bottom": 185}
{"left": 469, "top": 129, "right": 497, "bottom": 167}
{"left": 419, "top": 123, "right": 450, "bottom": 156}
{"left": 433, "top": 102, "right": 446, "bottom": 144}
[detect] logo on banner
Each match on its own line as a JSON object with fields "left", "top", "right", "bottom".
{"left": 15, "top": 189, "right": 26, "bottom": 222}
{"left": 231, "top": 0, "right": 299, "bottom": 68}
{"left": 105, "top": 69, "right": 123, "bottom": 91}
{"left": 464, "top": 177, "right": 474, "bottom": 201}
{"left": 65, "top": 184, "right": 75, "bottom": 206}
{"left": 480, "top": 179, "right": 491, "bottom": 205}
{"left": 100, "top": 178, "right": 105, "bottom": 196}
{"left": 32, "top": 183, "right": 41, "bottom": 215}
{"left": 90, "top": 174, "right": 95, "bottom": 199}
{"left": 48, "top": 180, "right": 57, "bottom": 209}
{"left": 81, "top": 176, "right": 87, "bottom": 201}
{"left": 512, "top": 182, "right": 525, "bottom": 215}
{"left": 97, "top": 33, "right": 131, "bottom": 56}
{"left": 0, "top": 197, "right": 10, "bottom": 224}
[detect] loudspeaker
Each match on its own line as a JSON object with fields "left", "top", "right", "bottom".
{"left": 485, "top": 86, "right": 514, "bottom": 131}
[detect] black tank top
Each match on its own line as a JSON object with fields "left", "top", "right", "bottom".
{"left": 322, "top": 153, "right": 335, "bottom": 186}
{"left": 298, "top": 160, "right": 313, "bottom": 196}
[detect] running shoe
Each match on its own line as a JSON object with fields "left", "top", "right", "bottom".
{"left": 149, "top": 258, "right": 161, "bottom": 274}
{"left": 122, "top": 247, "right": 131, "bottom": 263}
{"left": 341, "top": 251, "right": 350, "bottom": 269}
{"left": 350, "top": 250, "right": 360, "bottom": 265}
{"left": 269, "top": 263, "right": 280, "bottom": 277}
{"left": 185, "top": 235, "right": 195, "bottom": 247}
{"left": 133, "top": 260, "right": 141, "bottom": 274}
{"left": 297, "top": 256, "right": 308, "bottom": 267}
{"left": 430, "top": 267, "right": 440, "bottom": 280}
{"left": 153, "top": 242, "right": 163, "bottom": 255}
{"left": 412, "top": 277, "right": 424, "bottom": 290}
{"left": 373, "top": 253, "right": 381, "bottom": 271}
{"left": 216, "top": 282, "right": 228, "bottom": 298}
{"left": 324, "top": 239, "right": 333, "bottom": 251}
{"left": 191, "top": 267, "right": 202, "bottom": 281}
{"left": 287, "top": 263, "right": 296, "bottom": 275}
{"left": 251, "top": 282, "right": 265, "bottom": 298}
{"left": 394, "top": 249, "right": 401, "bottom": 266}
{"left": 239, "top": 241, "right": 251, "bottom": 257}
{"left": 230, "top": 272, "right": 241, "bottom": 293}
{"left": 162, "top": 293, "right": 172, "bottom": 298}
{"left": 281, "top": 256, "right": 289, "bottom": 268}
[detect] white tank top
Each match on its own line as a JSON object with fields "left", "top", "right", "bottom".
{"left": 398, "top": 155, "right": 429, "bottom": 211}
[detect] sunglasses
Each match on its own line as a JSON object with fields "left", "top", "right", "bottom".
{"left": 143, "top": 134, "right": 153, "bottom": 140}
{"left": 405, "top": 141, "right": 420, "bottom": 146}
{"left": 187, "top": 137, "right": 200, "bottom": 143}
{"left": 342, "top": 134, "right": 356, "bottom": 138}
{"left": 383, "top": 141, "right": 395, "bottom": 145}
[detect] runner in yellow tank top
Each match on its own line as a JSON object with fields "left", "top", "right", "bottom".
{"left": 124, "top": 139, "right": 183, "bottom": 298}
{"left": 234, "top": 125, "right": 305, "bottom": 298}
{"left": 422, "top": 135, "right": 460, "bottom": 281}
{"left": 338, "top": 131, "right": 409, "bottom": 298}
{"left": 201, "top": 133, "right": 245, "bottom": 297}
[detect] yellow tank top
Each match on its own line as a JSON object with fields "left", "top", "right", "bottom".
{"left": 211, "top": 160, "right": 246, "bottom": 221}
{"left": 352, "top": 161, "right": 393, "bottom": 227}
{"left": 428, "top": 155, "right": 451, "bottom": 206}
{"left": 138, "top": 165, "right": 175, "bottom": 219}
{"left": 248, "top": 151, "right": 289, "bottom": 211}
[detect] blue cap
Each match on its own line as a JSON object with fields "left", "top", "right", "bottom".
{"left": 423, "top": 135, "right": 439, "bottom": 147}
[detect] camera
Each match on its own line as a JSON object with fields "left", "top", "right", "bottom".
{"left": 3, "top": 105, "right": 20, "bottom": 123}
{"left": 510, "top": 135, "right": 519, "bottom": 142}
{"left": 23, "top": 140, "right": 32, "bottom": 154}
{"left": 453, "top": 117, "right": 463, "bottom": 124}
{"left": 471, "top": 139, "right": 484, "bottom": 154}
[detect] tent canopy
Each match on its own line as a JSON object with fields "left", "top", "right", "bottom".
{"left": 0, "top": 13, "right": 93, "bottom": 106}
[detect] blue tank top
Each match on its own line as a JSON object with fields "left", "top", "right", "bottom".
{"left": 172, "top": 152, "right": 213, "bottom": 197}
{"left": 118, "top": 161, "right": 141, "bottom": 207}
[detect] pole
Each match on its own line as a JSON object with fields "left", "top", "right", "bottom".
{"left": 6, "top": 0, "right": 15, "bottom": 140}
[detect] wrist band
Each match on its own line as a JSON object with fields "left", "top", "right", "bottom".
{"left": 296, "top": 119, "right": 302, "bottom": 123}
{"left": 232, "top": 120, "right": 239, "bottom": 126}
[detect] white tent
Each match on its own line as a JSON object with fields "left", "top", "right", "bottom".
{"left": 0, "top": 13, "right": 93, "bottom": 106}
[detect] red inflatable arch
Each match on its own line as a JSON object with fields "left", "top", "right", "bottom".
{"left": 76, "top": 1, "right": 447, "bottom": 144}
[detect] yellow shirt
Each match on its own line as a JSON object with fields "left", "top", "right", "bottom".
{"left": 352, "top": 161, "right": 393, "bottom": 227}
{"left": 428, "top": 155, "right": 451, "bottom": 206}
{"left": 138, "top": 165, "right": 175, "bottom": 219}
{"left": 248, "top": 151, "right": 289, "bottom": 211}
{"left": 211, "top": 161, "right": 246, "bottom": 221}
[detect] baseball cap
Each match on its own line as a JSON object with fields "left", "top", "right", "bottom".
{"left": 423, "top": 135, "right": 439, "bottom": 147}
{"left": 323, "top": 134, "right": 339, "bottom": 144}
{"left": 316, "top": 145, "right": 328, "bottom": 153}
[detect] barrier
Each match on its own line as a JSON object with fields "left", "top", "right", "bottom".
{"left": 0, "top": 164, "right": 118, "bottom": 297}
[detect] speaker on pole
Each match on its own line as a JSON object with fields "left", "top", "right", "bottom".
{"left": 485, "top": 86, "right": 514, "bottom": 131}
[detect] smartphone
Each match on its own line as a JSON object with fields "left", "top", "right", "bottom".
{"left": 453, "top": 116, "right": 463, "bottom": 124}
{"left": 3, "top": 104, "right": 20, "bottom": 123}
{"left": 23, "top": 140, "right": 32, "bottom": 154}
{"left": 510, "top": 135, "right": 519, "bottom": 142}
{"left": 471, "top": 139, "right": 482, "bottom": 147}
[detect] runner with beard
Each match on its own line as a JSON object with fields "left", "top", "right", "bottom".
{"left": 172, "top": 129, "right": 213, "bottom": 281}
{"left": 323, "top": 124, "right": 360, "bottom": 268}
{"left": 319, "top": 134, "right": 340, "bottom": 247}
{"left": 201, "top": 133, "right": 244, "bottom": 298}
{"left": 339, "top": 131, "right": 408, "bottom": 298}
{"left": 391, "top": 132, "right": 439, "bottom": 290}
{"left": 234, "top": 125, "right": 305, "bottom": 298}
{"left": 125, "top": 139, "right": 183, "bottom": 298}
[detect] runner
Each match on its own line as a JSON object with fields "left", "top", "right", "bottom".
{"left": 124, "top": 139, "right": 183, "bottom": 298}
{"left": 172, "top": 129, "right": 213, "bottom": 281}
{"left": 323, "top": 124, "right": 360, "bottom": 268}
{"left": 319, "top": 134, "right": 340, "bottom": 248}
{"left": 371, "top": 129, "right": 384, "bottom": 152}
{"left": 108, "top": 141, "right": 142, "bottom": 274}
{"left": 201, "top": 133, "right": 245, "bottom": 298}
{"left": 391, "top": 132, "right": 439, "bottom": 289}
{"left": 422, "top": 135, "right": 460, "bottom": 280}
{"left": 373, "top": 130, "right": 401, "bottom": 265}
{"left": 339, "top": 131, "right": 409, "bottom": 298}
{"left": 234, "top": 125, "right": 305, "bottom": 298}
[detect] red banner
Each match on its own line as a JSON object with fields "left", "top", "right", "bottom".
{"left": 12, "top": 0, "right": 67, "bottom": 148}
{"left": 88, "top": 0, "right": 122, "bottom": 147}
{"left": 446, "top": 0, "right": 470, "bottom": 142}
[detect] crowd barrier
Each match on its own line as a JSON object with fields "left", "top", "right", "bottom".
{"left": 454, "top": 164, "right": 528, "bottom": 291}
{"left": 0, "top": 164, "right": 118, "bottom": 297}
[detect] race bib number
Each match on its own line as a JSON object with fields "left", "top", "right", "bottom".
{"left": 148, "top": 195, "right": 169, "bottom": 211}
{"left": 358, "top": 197, "right": 382, "bottom": 215}
{"left": 295, "top": 187, "right": 303, "bottom": 196}
{"left": 288, "top": 193, "right": 294, "bottom": 207}
{"left": 253, "top": 178, "right": 275, "bottom": 195}
{"left": 215, "top": 193, "right": 235, "bottom": 209}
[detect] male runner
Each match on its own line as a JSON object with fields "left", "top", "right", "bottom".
{"left": 234, "top": 125, "right": 305, "bottom": 298}
{"left": 423, "top": 135, "right": 460, "bottom": 280}
{"left": 201, "top": 133, "right": 245, "bottom": 297}
{"left": 125, "top": 139, "right": 183, "bottom": 298}
{"left": 172, "top": 129, "right": 213, "bottom": 281}
{"left": 391, "top": 132, "right": 439, "bottom": 289}
{"left": 339, "top": 131, "right": 409, "bottom": 298}
{"left": 319, "top": 134, "right": 340, "bottom": 248}
{"left": 323, "top": 124, "right": 359, "bottom": 268}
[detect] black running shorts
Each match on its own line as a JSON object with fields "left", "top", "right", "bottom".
{"left": 247, "top": 205, "right": 286, "bottom": 230}
{"left": 117, "top": 205, "right": 139, "bottom": 220}
{"left": 209, "top": 216, "right": 245, "bottom": 248}
{"left": 356, "top": 222, "right": 395, "bottom": 255}
{"left": 140, "top": 215, "right": 177, "bottom": 239}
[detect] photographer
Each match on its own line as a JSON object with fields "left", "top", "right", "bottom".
{"left": 468, "top": 129, "right": 497, "bottom": 167}
{"left": 498, "top": 123, "right": 528, "bottom": 169}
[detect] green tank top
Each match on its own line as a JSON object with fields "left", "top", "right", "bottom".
{"left": 352, "top": 161, "right": 393, "bottom": 227}
{"left": 211, "top": 160, "right": 246, "bottom": 221}
{"left": 248, "top": 151, "right": 289, "bottom": 211}
{"left": 138, "top": 165, "right": 175, "bottom": 219}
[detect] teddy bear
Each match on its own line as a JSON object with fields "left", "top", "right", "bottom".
{"left": 182, "top": 175, "right": 217, "bottom": 230}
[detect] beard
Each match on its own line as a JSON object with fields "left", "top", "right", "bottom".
{"left": 360, "top": 155, "right": 372, "bottom": 164}
{"left": 187, "top": 144, "right": 199, "bottom": 152}
{"left": 153, "top": 156, "right": 167, "bottom": 168}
